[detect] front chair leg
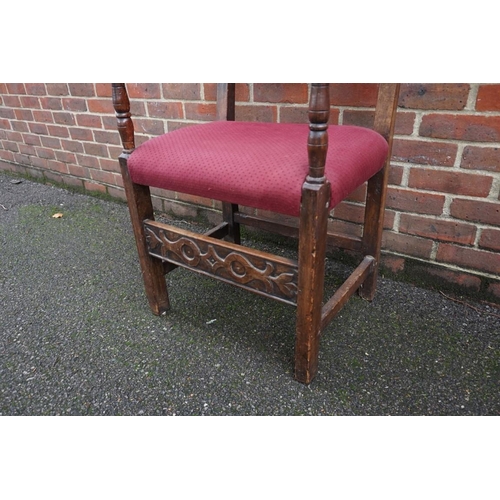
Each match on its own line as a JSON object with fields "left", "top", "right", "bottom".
{"left": 295, "top": 182, "right": 330, "bottom": 384}
{"left": 120, "top": 156, "right": 170, "bottom": 315}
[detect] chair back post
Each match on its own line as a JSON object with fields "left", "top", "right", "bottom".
{"left": 307, "top": 83, "right": 330, "bottom": 183}
{"left": 112, "top": 83, "right": 135, "bottom": 154}
{"left": 216, "top": 83, "right": 236, "bottom": 121}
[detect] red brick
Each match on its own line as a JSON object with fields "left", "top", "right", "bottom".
{"left": 84, "top": 142, "right": 108, "bottom": 158}
{"left": 36, "top": 147, "right": 55, "bottom": 159}
{"left": 41, "top": 136, "right": 61, "bottom": 149}
{"left": 127, "top": 83, "right": 161, "bottom": 99}
{"left": 388, "top": 164, "right": 404, "bottom": 186}
{"left": 61, "top": 139, "right": 84, "bottom": 153}
{"left": 53, "top": 112, "right": 76, "bottom": 126}
{"left": 450, "top": 198, "right": 500, "bottom": 226}
{"left": 70, "top": 128, "right": 92, "bottom": 141}
{"left": 254, "top": 84, "right": 308, "bottom": 104}
{"left": 77, "top": 154, "right": 100, "bottom": 168}
{"left": 130, "top": 101, "right": 146, "bottom": 117}
{"left": 382, "top": 231, "right": 434, "bottom": 259}
{"left": 95, "top": 84, "right": 112, "bottom": 97}
{"left": 11, "top": 121, "right": 29, "bottom": 133}
{"left": 0, "top": 107, "right": 16, "bottom": 119}
{"left": 69, "top": 83, "right": 95, "bottom": 97}
{"left": 147, "top": 101, "right": 183, "bottom": 119}
{"left": 62, "top": 98, "right": 87, "bottom": 112}
{"left": 420, "top": 114, "right": 500, "bottom": 142}
{"left": 22, "top": 133, "right": 41, "bottom": 146}
{"left": 203, "top": 84, "right": 250, "bottom": 102}
{"left": 2, "top": 141, "right": 19, "bottom": 152}
{"left": 68, "top": 164, "right": 89, "bottom": 178}
{"left": 47, "top": 125, "right": 70, "bottom": 138}
{"left": 33, "top": 110, "right": 54, "bottom": 123}
{"left": 398, "top": 84, "right": 469, "bottom": 110}
{"left": 0, "top": 150, "right": 14, "bottom": 162}
{"left": 162, "top": 83, "right": 201, "bottom": 100}
{"left": 87, "top": 99, "right": 114, "bottom": 114}
{"left": 25, "top": 83, "right": 46, "bottom": 95}
{"left": 99, "top": 158, "right": 120, "bottom": 172}
{"left": 475, "top": 85, "right": 500, "bottom": 111}
{"left": 399, "top": 214, "right": 476, "bottom": 245}
{"left": 15, "top": 109, "right": 34, "bottom": 121}
{"left": 279, "top": 106, "right": 310, "bottom": 124}
{"left": 408, "top": 168, "right": 492, "bottom": 197}
{"left": 55, "top": 150, "right": 77, "bottom": 164}
{"left": 90, "top": 169, "right": 117, "bottom": 185}
{"left": 134, "top": 118, "right": 165, "bottom": 135}
{"left": 46, "top": 84, "right": 69, "bottom": 96}
{"left": 332, "top": 201, "right": 365, "bottom": 223}
{"left": 330, "top": 84, "right": 379, "bottom": 107}
{"left": 184, "top": 102, "right": 217, "bottom": 121}
{"left": 84, "top": 180, "right": 107, "bottom": 193}
{"left": 76, "top": 114, "right": 102, "bottom": 128}
{"left": 479, "top": 228, "right": 500, "bottom": 252}
{"left": 40, "top": 97, "right": 62, "bottom": 110}
{"left": 6, "top": 83, "right": 26, "bottom": 94}
{"left": 176, "top": 192, "right": 214, "bottom": 208}
{"left": 461, "top": 146, "right": 500, "bottom": 172}
{"left": 436, "top": 243, "right": 500, "bottom": 275}
{"left": 392, "top": 139, "right": 457, "bottom": 167}
{"left": 386, "top": 187, "right": 445, "bottom": 215}
{"left": 29, "top": 123, "right": 48, "bottom": 135}
{"left": 94, "top": 130, "right": 120, "bottom": 146}
{"left": 20, "top": 96, "right": 41, "bottom": 109}
{"left": 235, "top": 104, "right": 277, "bottom": 122}
{"left": 3, "top": 95, "right": 21, "bottom": 107}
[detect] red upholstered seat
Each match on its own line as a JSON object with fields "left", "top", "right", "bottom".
{"left": 128, "top": 121, "right": 389, "bottom": 217}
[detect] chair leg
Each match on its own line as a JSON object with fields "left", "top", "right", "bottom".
{"left": 359, "top": 167, "right": 388, "bottom": 301}
{"left": 222, "top": 201, "right": 241, "bottom": 244}
{"left": 295, "top": 182, "right": 330, "bottom": 384}
{"left": 120, "top": 157, "right": 170, "bottom": 315}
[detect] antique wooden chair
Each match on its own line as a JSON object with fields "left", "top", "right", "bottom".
{"left": 112, "top": 83, "right": 400, "bottom": 384}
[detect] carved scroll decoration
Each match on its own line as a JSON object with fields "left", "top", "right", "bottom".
{"left": 144, "top": 221, "right": 298, "bottom": 305}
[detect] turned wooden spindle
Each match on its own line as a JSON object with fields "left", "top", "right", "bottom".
{"left": 307, "top": 83, "right": 330, "bottom": 182}
{"left": 112, "top": 83, "right": 135, "bottom": 153}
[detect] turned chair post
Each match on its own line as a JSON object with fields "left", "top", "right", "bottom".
{"left": 112, "top": 83, "right": 170, "bottom": 315}
{"left": 295, "top": 83, "right": 331, "bottom": 384}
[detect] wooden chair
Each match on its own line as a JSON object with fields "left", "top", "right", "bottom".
{"left": 111, "top": 83, "right": 400, "bottom": 384}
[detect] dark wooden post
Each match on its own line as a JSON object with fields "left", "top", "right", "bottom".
{"left": 111, "top": 83, "right": 170, "bottom": 315}
{"left": 217, "top": 83, "right": 240, "bottom": 244}
{"left": 295, "top": 83, "right": 331, "bottom": 384}
{"left": 359, "top": 83, "right": 400, "bottom": 301}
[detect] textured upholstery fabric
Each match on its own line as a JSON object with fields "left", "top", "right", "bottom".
{"left": 128, "top": 121, "right": 389, "bottom": 217}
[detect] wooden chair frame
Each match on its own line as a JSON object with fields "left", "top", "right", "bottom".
{"left": 112, "top": 83, "right": 400, "bottom": 384}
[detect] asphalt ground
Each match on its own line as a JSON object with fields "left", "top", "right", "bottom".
{"left": 1, "top": 170, "right": 499, "bottom": 416}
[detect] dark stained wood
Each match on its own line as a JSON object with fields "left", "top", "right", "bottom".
{"left": 112, "top": 83, "right": 135, "bottom": 153}
{"left": 144, "top": 219, "right": 299, "bottom": 305}
{"left": 320, "top": 256, "right": 374, "bottom": 331}
{"left": 295, "top": 181, "right": 330, "bottom": 384}
{"left": 111, "top": 82, "right": 401, "bottom": 384}
{"left": 119, "top": 157, "right": 170, "bottom": 314}
{"left": 217, "top": 84, "right": 240, "bottom": 244}
{"left": 295, "top": 83, "right": 331, "bottom": 384}
{"left": 216, "top": 83, "right": 236, "bottom": 121}
{"left": 359, "top": 84, "right": 400, "bottom": 300}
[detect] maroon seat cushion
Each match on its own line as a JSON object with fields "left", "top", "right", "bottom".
{"left": 128, "top": 121, "right": 388, "bottom": 217}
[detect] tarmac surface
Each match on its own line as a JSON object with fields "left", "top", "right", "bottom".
{"left": 1, "top": 170, "right": 499, "bottom": 415}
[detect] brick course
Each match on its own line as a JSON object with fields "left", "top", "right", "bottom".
{"left": 1, "top": 83, "right": 499, "bottom": 300}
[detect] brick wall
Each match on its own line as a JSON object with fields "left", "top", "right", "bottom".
{"left": 1, "top": 83, "right": 499, "bottom": 300}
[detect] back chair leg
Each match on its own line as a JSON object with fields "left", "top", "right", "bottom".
{"left": 222, "top": 202, "right": 241, "bottom": 244}
{"left": 295, "top": 182, "right": 330, "bottom": 384}
{"left": 120, "top": 157, "right": 170, "bottom": 315}
{"left": 359, "top": 167, "right": 387, "bottom": 301}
